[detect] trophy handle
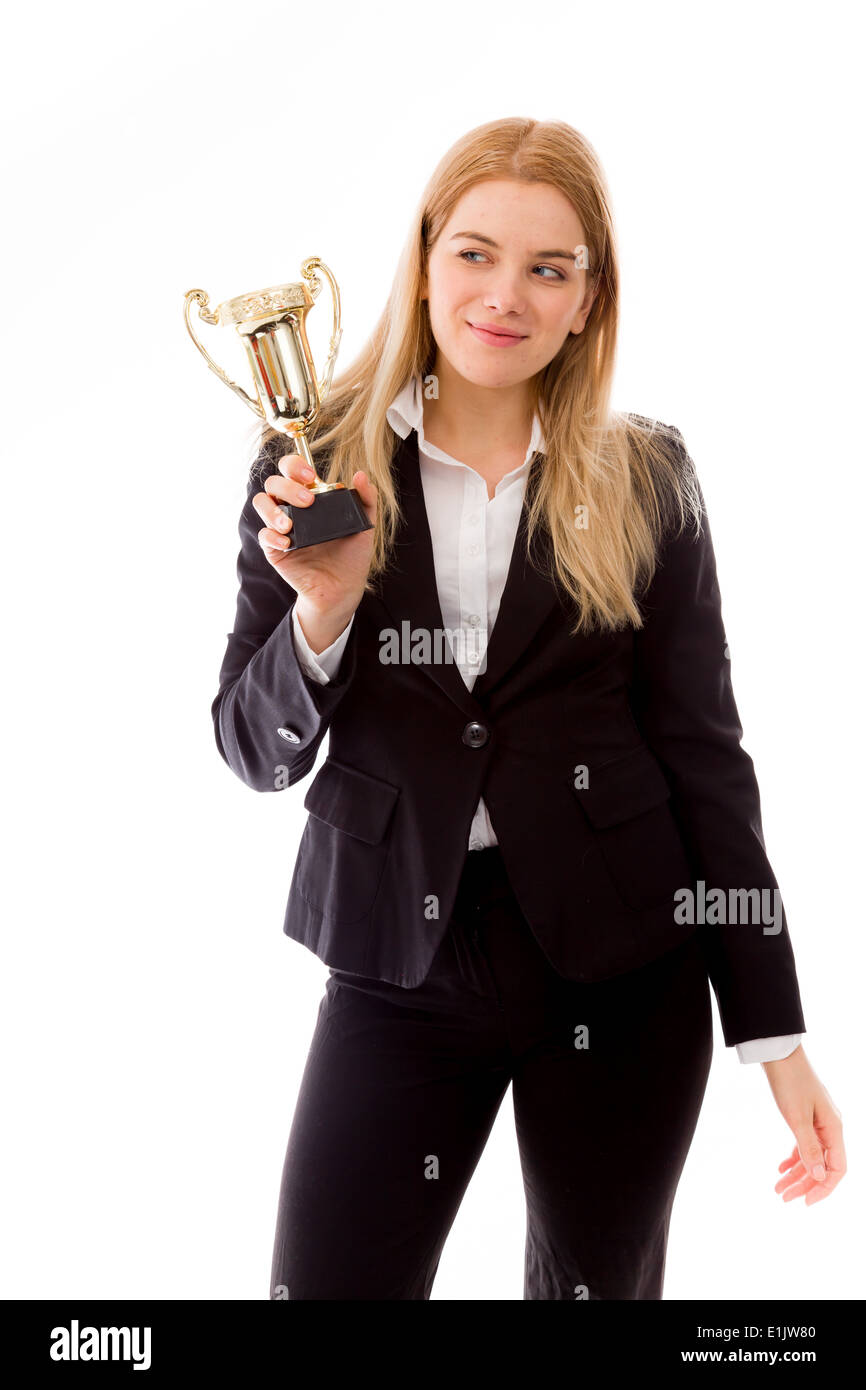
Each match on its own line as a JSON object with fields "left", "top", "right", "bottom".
{"left": 183, "top": 289, "right": 265, "bottom": 418}
{"left": 300, "top": 258, "right": 343, "bottom": 403}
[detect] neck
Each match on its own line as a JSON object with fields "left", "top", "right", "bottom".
{"left": 421, "top": 357, "right": 534, "bottom": 456}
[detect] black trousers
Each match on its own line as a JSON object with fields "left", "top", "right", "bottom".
{"left": 269, "top": 845, "right": 713, "bottom": 1300}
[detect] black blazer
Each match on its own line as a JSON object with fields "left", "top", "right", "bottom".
{"left": 212, "top": 426, "right": 806, "bottom": 1048}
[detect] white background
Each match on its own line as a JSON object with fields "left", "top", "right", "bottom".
{"left": 1, "top": 0, "right": 862, "bottom": 1301}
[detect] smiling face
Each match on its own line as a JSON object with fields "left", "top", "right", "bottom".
{"left": 421, "top": 178, "right": 598, "bottom": 391}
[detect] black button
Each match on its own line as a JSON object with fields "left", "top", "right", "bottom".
{"left": 461, "top": 720, "right": 489, "bottom": 748}
{"left": 277, "top": 726, "right": 300, "bottom": 743}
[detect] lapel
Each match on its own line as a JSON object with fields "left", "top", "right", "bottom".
{"left": 372, "top": 429, "right": 561, "bottom": 716}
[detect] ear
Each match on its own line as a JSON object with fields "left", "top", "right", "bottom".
{"left": 569, "top": 277, "right": 600, "bottom": 335}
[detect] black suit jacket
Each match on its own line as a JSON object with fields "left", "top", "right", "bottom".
{"left": 212, "top": 426, "right": 806, "bottom": 1048}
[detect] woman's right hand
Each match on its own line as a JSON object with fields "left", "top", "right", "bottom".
{"left": 253, "top": 449, "right": 378, "bottom": 647}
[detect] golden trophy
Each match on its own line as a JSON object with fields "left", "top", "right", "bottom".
{"left": 184, "top": 258, "right": 372, "bottom": 549}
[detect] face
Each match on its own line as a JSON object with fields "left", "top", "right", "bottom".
{"left": 421, "top": 178, "right": 599, "bottom": 391}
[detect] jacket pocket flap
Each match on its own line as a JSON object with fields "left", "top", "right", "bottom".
{"left": 303, "top": 757, "right": 400, "bottom": 845}
{"left": 574, "top": 744, "right": 672, "bottom": 828}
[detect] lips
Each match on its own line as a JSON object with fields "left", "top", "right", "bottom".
{"left": 467, "top": 321, "right": 527, "bottom": 347}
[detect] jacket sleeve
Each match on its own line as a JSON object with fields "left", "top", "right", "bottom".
{"left": 211, "top": 457, "right": 358, "bottom": 792}
{"left": 629, "top": 429, "right": 807, "bottom": 1047}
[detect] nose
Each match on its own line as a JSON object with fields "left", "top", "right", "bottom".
{"left": 481, "top": 264, "right": 527, "bottom": 316}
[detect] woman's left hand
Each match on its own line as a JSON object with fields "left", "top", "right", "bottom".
{"left": 761, "top": 1045, "right": 846, "bottom": 1205}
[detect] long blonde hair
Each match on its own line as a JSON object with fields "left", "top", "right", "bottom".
{"left": 250, "top": 116, "right": 702, "bottom": 635}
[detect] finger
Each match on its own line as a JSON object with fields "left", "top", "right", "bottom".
{"left": 778, "top": 1147, "right": 801, "bottom": 1174}
{"left": 807, "top": 1136, "right": 847, "bottom": 1198}
{"left": 252, "top": 489, "right": 292, "bottom": 534}
{"left": 258, "top": 522, "right": 293, "bottom": 556}
{"left": 775, "top": 1162, "right": 806, "bottom": 1193}
{"left": 780, "top": 1152, "right": 846, "bottom": 1203}
{"left": 804, "top": 1167, "right": 845, "bottom": 1205}
{"left": 264, "top": 472, "right": 316, "bottom": 508}
{"left": 804, "top": 1163, "right": 845, "bottom": 1205}
{"left": 351, "top": 468, "right": 377, "bottom": 498}
{"left": 823, "top": 1137, "right": 847, "bottom": 1181}
{"left": 794, "top": 1126, "right": 827, "bottom": 1183}
{"left": 252, "top": 495, "right": 291, "bottom": 536}
{"left": 278, "top": 450, "right": 318, "bottom": 487}
{"left": 780, "top": 1174, "right": 820, "bottom": 1202}
{"left": 258, "top": 477, "right": 315, "bottom": 531}
{"left": 778, "top": 1140, "right": 842, "bottom": 1202}
{"left": 804, "top": 1185, "right": 833, "bottom": 1205}
{"left": 351, "top": 469, "right": 378, "bottom": 517}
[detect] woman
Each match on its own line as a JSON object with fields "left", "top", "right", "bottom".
{"left": 212, "top": 118, "right": 845, "bottom": 1300}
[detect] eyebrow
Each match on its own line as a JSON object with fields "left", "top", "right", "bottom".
{"left": 449, "top": 230, "right": 577, "bottom": 261}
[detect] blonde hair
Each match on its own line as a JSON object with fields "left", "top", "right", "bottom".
{"left": 250, "top": 116, "right": 702, "bottom": 635}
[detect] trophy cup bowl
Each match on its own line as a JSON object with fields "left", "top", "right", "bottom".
{"left": 183, "top": 258, "right": 372, "bottom": 549}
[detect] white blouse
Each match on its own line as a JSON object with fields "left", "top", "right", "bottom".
{"left": 287, "top": 374, "right": 802, "bottom": 1066}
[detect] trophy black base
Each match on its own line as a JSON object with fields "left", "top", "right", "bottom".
{"left": 278, "top": 487, "right": 373, "bottom": 550}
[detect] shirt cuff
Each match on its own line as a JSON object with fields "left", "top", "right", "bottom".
{"left": 736, "top": 1033, "right": 803, "bottom": 1064}
{"left": 291, "top": 606, "right": 354, "bottom": 684}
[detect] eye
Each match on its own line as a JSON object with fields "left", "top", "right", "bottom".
{"left": 533, "top": 265, "right": 566, "bottom": 281}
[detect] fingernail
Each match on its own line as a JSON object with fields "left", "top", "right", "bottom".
{"left": 302, "top": 465, "right": 315, "bottom": 477}
{"left": 812, "top": 1164, "right": 826, "bottom": 1181}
